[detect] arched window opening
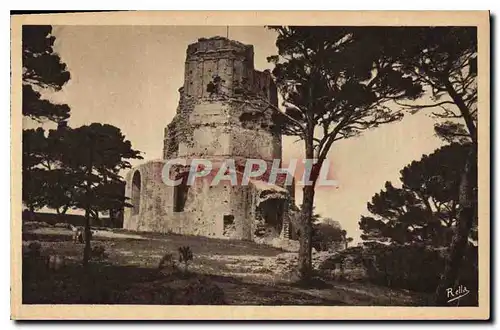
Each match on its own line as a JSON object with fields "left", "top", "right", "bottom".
{"left": 131, "top": 171, "right": 141, "bottom": 215}
{"left": 174, "top": 174, "right": 189, "bottom": 212}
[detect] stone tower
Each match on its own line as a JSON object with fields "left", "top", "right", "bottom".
{"left": 163, "top": 36, "right": 281, "bottom": 162}
{"left": 123, "top": 36, "right": 294, "bottom": 242}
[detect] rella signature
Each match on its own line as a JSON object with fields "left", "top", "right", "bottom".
{"left": 446, "top": 285, "right": 470, "bottom": 303}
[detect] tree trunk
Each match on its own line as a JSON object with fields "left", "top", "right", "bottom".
{"left": 443, "top": 79, "right": 477, "bottom": 143}
{"left": 298, "top": 184, "right": 315, "bottom": 281}
{"left": 83, "top": 142, "right": 94, "bottom": 267}
{"left": 83, "top": 180, "right": 93, "bottom": 266}
{"left": 28, "top": 206, "right": 35, "bottom": 222}
{"left": 109, "top": 208, "right": 115, "bottom": 227}
{"left": 435, "top": 145, "right": 477, "bottom": 305}
{"left": 297, "top": 119, "right": 317, "bottom": 282}
{"left": 83, "top": 208, "right": 92, "bottom": 266}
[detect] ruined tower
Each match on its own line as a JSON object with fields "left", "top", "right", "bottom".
{"left": 163, "top": 36, "right": 281, "bottom": 161}
{"left": 123, "top": 37, "right": 294, "bottom": 242}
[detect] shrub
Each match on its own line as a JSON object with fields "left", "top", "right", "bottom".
{"left": 22, "top": 241, "right": 48, "bottom": 280}
{"left": 361, "top": 245, "right": 444, "bottom": 292}
{"left": 179, "top": 277, "right": 225, "bottom": 304}
{"left": 91, "top": 245, "right": 108, "bottom": 260}
{"left": 158, "top": 252, "right": 177, "bottom": 273}
{"left": 312, "top": 222, "right": 344, "bottom": 252}
{"left": 317, "top": 246, "right": 366, "bottom": 281}
{"left": 178, "top": 246, "right": 193, "bottom": 272}
{"left": 25, "top": 241, "right": 42, "bottom": 258}
{"left": 318, "top": 243, "right": 478, "bottom": 295}
{"left": 337, "top": 244, "right": 477, "bottom": 293}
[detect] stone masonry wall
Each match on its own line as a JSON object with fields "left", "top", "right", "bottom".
{"left": 164, "top": 36, "right": 280, "bottom": 160}
{"left": 180, "top": 178, "right": 232, "bottom": 237}
{"left": 123, "top": 160, "right": 174, "bottom": 232}
{"left": 125, "top": 36, "right": 294, "bottom": 242}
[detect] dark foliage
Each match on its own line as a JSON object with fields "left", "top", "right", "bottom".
{"left": 178, "top": 246, "right": 194, "bottom": 271}
{"left": 319, "top": 244, "right": 478, "bottom": 305}
{"left": 360, "top": 143, "right": 476, "bottom": 246}
{"left": 158, "top": 252, "right": 176, "bottom": 272}
{"left": 266, "top": 26, "right": 427, "bottom": 280}
{"left": 22, "top": 123, "right": 142, "bottom": 266}
{"left": 348, "top": 27, "right": 478, "bottom": 305}
{"left": 361, "top": 245, "right": 476, "bottom": 295}
{"left": 91, "top": 245, "right": 107, "bottom": 260}
{"left": 22, "top": 125, "right": 141, "bottom": 218}
{"left": 311, "top": 219, "right": 349, "bottom": 251}
{"left": 22, "top": 25, "right": 71, "bottom": 122}
{"left": 180, "top": 277, "right": 226, "bottom": 305}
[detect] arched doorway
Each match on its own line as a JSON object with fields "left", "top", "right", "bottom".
{"left": 257, "top": 198, "right": 285, "bottom": 237}
{"left": 131, "top": 171, "right": 141, "bottom": 215}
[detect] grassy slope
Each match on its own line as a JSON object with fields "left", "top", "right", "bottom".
{"left": 22, "top": 227, "right": 427, "bottom": 305}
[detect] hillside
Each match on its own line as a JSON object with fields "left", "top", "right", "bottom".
{"left": 22, "top": 224, "right": 426, "bottom": 305}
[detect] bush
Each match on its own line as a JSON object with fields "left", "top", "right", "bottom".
{"left": 22, "top": 242, "right": 48, "bottom": 280}
{"left": 364, "top": 244, "right": 477, "bottom": 293}
{"left": 318, "top": 244, "right": 478, "bottom": 294}
{"left": 312, "top": 222, "right": 344, "bottom": 252}
{"left": 25, "top": 241, "right": 42, "bottom": 258}
{"left": 158, "top": 252, "right": 177, "bottom": 273}
{"left": 178, "top": 278, "right": 225, "bottom": 304}
{"left": 317, "top": 246, "right": 366, "bottom": 281}
{"left": 91, "top": 245, "right": 108, "bottom": 260}
{"left": 178, "top": 246, "right": 193, "bottom": 271}
{"left": 361, "top": 245, "right": 441, "bottom": 292}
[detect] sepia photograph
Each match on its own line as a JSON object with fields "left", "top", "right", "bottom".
{"left": 10, "top": 11, "right": 490, "bottom": 320}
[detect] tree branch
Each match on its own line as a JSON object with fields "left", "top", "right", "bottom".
{"left": 394, "top": 100, "right": 456, "bottom": 110}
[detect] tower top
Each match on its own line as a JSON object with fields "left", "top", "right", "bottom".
{"left": 164, "top": 36, "right": 281, "bottom": 161}
{"left": 186, "top": 36, "right": 254, "bottom": 60}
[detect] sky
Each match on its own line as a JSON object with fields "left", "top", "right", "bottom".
{"left": 29, "top": 25, "right": 445, "bottom": 242}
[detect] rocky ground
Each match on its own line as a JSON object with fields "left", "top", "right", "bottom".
{"left": 21, "top": 223, "right": 428, "bottom": 305}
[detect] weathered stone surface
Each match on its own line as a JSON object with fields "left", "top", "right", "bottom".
{"left": 254, "top": 237, "right": 300, "bottom": 252}
{"left": 262, "top": 252, "right": 298, "bottom": 275}
{"left": 124, "top": 36, "right": 296, "bottom": 243}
